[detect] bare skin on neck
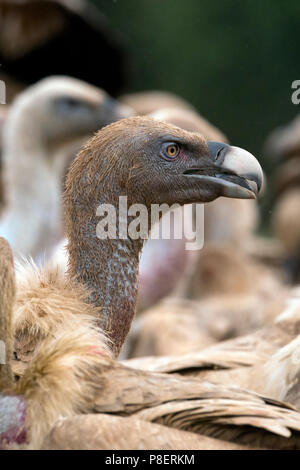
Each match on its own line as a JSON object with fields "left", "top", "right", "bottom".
{"left": 65, "top": 168, "right": 144, "bottom": 356}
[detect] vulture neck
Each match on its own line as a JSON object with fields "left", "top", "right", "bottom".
{"left": 66, "top": 157, "right": 144, "bottom": 357}
{"left": 1, "top": 112, "right": 61, "bottom": 259}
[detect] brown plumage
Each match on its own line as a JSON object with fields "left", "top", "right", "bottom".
{"left": 10, "top": 346, "right": 300, "bottom": 449}
{"left": 32, "top": 352, "right": 300, "bottom": 450}
{"left": 0, "top": 236, "right": 112, "bottom": 448}
{"left": 129, "top": 243, "right": 286, "bottom": 358}
{"left": 15, "top": 327, "right": 300, "bottom": 450}
{"left": 0, "top": 247, "right": 295, "bottom": 450}
{"left": 192, "top": 294, "right": 300, "bottom": 405}
{"left": 179, "top": 244, "right": 284, "bottom": 303}
{"left": 2, "top": 239, "right": 300, "bottom": 449}
{"left": 271, "top": 188, "right": 300, "bottom": 282}
{"left": 252, "top": 335, "right": 300, "bottom": 411}
{"left": 123, "top": 340, "right": 262, "bottom": 373}
{"left": 12, "top": 261, "right": 110, "bottom": 367}
{"left": 0, "top": 236, "right": 27, "bottom": 449}
{"left": 127, "top": 299, "right": 216, "bottom": 357}
{"left": 42, "top": 414, "right": 253, "bottom": 450}
{"left": 124, "top": 290, "right": 300, "bottom": 394}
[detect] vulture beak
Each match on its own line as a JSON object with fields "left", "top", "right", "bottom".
{"left": 184, "top": 142, "right": 263, "bottom": 199}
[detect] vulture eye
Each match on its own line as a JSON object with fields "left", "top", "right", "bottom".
{"left": 162, "top": 143, "right": 180, "bottom": 160}
{"left": 54, "top": 96, "right": 90, "bottom": 114}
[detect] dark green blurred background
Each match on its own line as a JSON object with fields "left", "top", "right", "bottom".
{"left": 97, "top": 0, "right": 300, "bottom": 171}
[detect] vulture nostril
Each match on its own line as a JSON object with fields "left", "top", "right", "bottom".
{"left": 207, "top": 141, "right": 229, "bottom": 163}
{"left": 216, "top": 146, "right": 227, "bottom": 162}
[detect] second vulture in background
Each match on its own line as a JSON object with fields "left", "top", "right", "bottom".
{"left": 0, "top": 76, "right": 131, "bottom": 261}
